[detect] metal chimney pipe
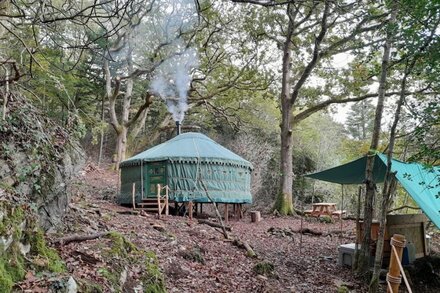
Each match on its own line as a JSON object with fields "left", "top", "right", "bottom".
{"left": 176, "top": 121, "right": 181, "bottom": 135}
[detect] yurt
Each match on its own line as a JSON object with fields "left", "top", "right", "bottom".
{"left": 118, "top": 132, "right": 253, "bottom": 205}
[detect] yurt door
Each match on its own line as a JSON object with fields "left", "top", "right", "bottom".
{"left": 145, "top": 162, "right": 167, "bottom": 198}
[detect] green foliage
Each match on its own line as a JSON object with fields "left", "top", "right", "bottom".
{"left": 345, "top": 100, "right": 375, "bottom": 140}
{"left": 337, "top": 285, "right": 349, "bottom": 293}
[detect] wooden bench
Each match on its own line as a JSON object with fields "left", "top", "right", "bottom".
{"left": 332, "top": 210, "right": 346, "bottom": 219}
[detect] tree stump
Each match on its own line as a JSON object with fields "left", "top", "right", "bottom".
{"left": 250, "top": 211, "right": 261, "bottom": 223}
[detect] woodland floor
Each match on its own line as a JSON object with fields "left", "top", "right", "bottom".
{"left": 41, "top": 165, "right": 440, "bottom": 293}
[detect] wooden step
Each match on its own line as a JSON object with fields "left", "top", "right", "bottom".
{"left": 138, "top": 202, "right": 161, "bottom": 207}
{"left": 141, "top": 198, "right": 165, "bottom": 202}
{"left": 142, "top": 207, "right": 161, "bottom": 212}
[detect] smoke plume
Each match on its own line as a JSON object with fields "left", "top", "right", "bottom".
{"left": 149, "top": 0, "right": 199, "bottom": 123}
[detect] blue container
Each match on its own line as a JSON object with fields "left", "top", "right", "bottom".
{"left": 402, "top": 242, "right": 416, "bottom": 265}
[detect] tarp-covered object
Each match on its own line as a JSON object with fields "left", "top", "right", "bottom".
{"left": 119, "top": 132, "right": 253, "bottom": 204}
{"left": 305, "top": 154, "right": 440, "bottom": 229}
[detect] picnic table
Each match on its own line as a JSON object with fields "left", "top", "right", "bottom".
{"left": 304, "top": 203, "right": 346, "bottom": 219}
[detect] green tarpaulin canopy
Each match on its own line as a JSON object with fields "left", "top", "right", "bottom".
{"left": 305, "top": 154, "right": 440, "bottom": 229}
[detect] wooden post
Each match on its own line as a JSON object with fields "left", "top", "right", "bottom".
{"left": 354, "top": 186, "right": 362, "bottom": 269}
{"left": 340, "top": 185, "right": 344, "bottom": 237}
{"left": 238, "top": 204, "right": 243, "bottom": 219}
{"left": 117, "top": 169, "right": 121, "bottom": 197}
{"left": 387, "top": 234, "right": 406, "bottom": 293}
{"left": 131, "top": 183, "right": 136, "bottom": 210}
{"left": 200, "top": 203, "right": 203, "bottom": 215}
{"left": 140, "top": 161, "right": 144, "bottom": 199}
{"left": 188, "top": 201, "right": 193, "bottom": 220}
{"left": 250, "top": 211, "right": 261, "bottom": 223}
{"left": 224, "top": 204, "right": 229, "bottom": 224}
{"left": 165, "top": 186, "right": 169, "bottom": 216}
{"left": 300, "top": 203, "right": 304, "bottom": 254}
{"left": 157, "top": 184, "right": 161, "bottom": 219}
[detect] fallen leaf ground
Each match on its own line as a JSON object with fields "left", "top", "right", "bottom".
{"left": 51, "top": 165, "right": 439, "bottom": 292}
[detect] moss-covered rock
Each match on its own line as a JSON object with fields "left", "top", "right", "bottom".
{"left": 0, "top": 252, "right": 26, "bottom": 292}
{"left": 0, "top": 200, "right": 66, "bottom": 292}
{"left": 143, "top": 251, "right": 166, "bottom": 293}
{"left": 97, "top": 232, "right": 166, "bottom": 293}
{"left": 179, "top": 246, "right": 205, "bottom": 264}
{"left": 253, "top": 261, "right": 275, "bottom": 277}
{"left": 28, "top": 229, "right": 65, "bottom": 273}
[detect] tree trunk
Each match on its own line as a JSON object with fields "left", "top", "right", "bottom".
{"left": 361, "top": 100, "right": 367, "bottom": 140}
{"left": 357, "top": 6, "right": 397, "bottom": 278}
{"left": 115, "top": 126, "right": 127, "bottom": 170}
{"left": 274, "top": 4, "right": 295, "bottom": 215}
{"left": 98, "top": 94, "right": 105, "bottom": 166}
{"left": 275, "top": 1, "right": 329, "bottom": 214}
{"left": 369, "top": 60, "right": 416, "bottom": 292}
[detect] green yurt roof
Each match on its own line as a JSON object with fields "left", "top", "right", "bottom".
{"left": 120, "top": 132, "right": 253, "bottom": 169}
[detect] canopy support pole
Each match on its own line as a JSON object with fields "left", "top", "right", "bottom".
{"left": 354, "top": 185, "right": 362, "bottom": 270}
{"left": 340, "top": 184, "right": 344, "bottom": 238}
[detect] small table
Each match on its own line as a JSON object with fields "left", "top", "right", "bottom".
{"left": 310, "top": 202, "right": 337, "bottom": 217}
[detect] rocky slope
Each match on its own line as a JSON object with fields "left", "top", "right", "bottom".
{"left": 0, "top": 92, "right": 85, "bottom": 291}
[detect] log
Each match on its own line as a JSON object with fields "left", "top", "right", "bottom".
{"left": 242, "top": 241, "right": 256, "bottom": 258}
{"left": 116, "top": 210, "right": 140, "bottom": 215}
{"left": 294, "top": 228, "right": 322, "bottom": 236}
{"left": 250, "top": 211, "right": 261, "bottom": 223}
{"left": 71, "top": 250, "right": 100, "bottom": 265}
{"left": 55, "top": 232, "right": 111, "bottom": 246}
{"left": 232, "top": 239, "right": 256, "bottom": 257}
{"left": 198, "top": 219, "right": 232, "bottom": 231}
